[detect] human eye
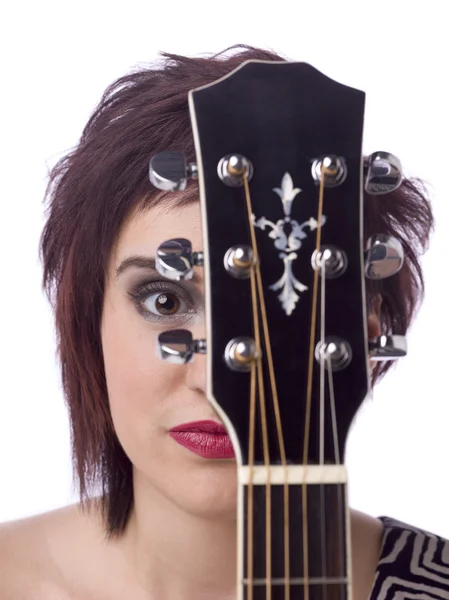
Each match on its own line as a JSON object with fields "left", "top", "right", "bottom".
{"left": 128, "top": 280, "right": 198, "bottom": 323}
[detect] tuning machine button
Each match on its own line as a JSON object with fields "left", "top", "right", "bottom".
{"left": 158, "top": 330, "right": 206, "bottom": 364}
{"left": 369, "top": 335, "right": 407, "bottom": 360}
{"left": 217, "top": 154, "right": 254, "bottom": 187}
{"left": 225, "top": 337, "right": 258, "bottom": 372}
{"left": 156, "top": 238, "right": 203, "bottom": 281}
{"left": 365, "top": 151, "right": 403, "bottom": 195}
{"left": 311, "top": 245, "right": 348, "bottom": 278}
{"left": 315, "top": 336, "right": 352, "bottom": 371}
{"left": 311, "top": 155, "right": 347, "bottom": 187}
{"left": 224, "top": 245, "right": 255, "bottom": 279}
{"left": 149, "top": 151, "right": 198, "bottom": 191}
{"left": 365, "top": 234, "right": 404, "bottom": 280}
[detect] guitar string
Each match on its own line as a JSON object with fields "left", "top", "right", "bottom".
{"left": 327, "top": 356, "right": 341, "bottom": 465}
{"left": 327, "top": 351, "right": 345, "bottom": 591}
{"left": 243, "top": 172, "right": 290, "bottom": 600}
{"left": 302, "top": 166, "right": 326, "bottom": 600}
{"left": 322, "top": 172, "right": 345, "bottom": 590}
{"left": 245, "top": 227, "right": 268, "bottom": 599}
{"left": 243, "top": 173, "right": 272, "bottom": 600}
{"left": 320, "top": 264, "right": 343, "bottom": 597}
{"left": 319, "top": 261, "right": 326, "bottom": 462}
{"left": 318, "top": 173, "right": 344, "bottom": 598}
{"left": 319, "top": 259, "right": 328, "bottom": 600}
{"left": 247, "top": 361, "right": 257, "bottom": 600}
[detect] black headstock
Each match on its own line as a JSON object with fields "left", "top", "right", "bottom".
{"left": 188, "top": 61, "right": 368, "bottom": 467}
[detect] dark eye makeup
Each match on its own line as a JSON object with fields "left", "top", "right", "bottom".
{"left": 127, "top": 278, "right": 200, "bottom": 324}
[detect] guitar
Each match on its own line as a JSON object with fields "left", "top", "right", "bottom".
{"left": 149, "top": 60, "right": 406, "bottom": 600}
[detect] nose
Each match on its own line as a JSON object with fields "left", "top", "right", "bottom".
{"left": 185, "top": 350, "right": 207, "bottom": 394}
{"left": 184, "top": 320, "right": 207, "bottom": 394}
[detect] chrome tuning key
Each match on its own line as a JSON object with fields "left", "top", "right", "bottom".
{"left": 217, "top": 153, "right": 254, "bottom": 187}
{"left": 224, "top": 336, "right": 258, "bottom": 372}
{"left": 158, "top": 330, "right": 206, "bottom": 364}
{"left": 149, "top": 151, "right": 198, "bottom": 191}
{"left": 369, "top": 335, "right": 407, "bottom": 360}
{"left": 311, "top": 155, "right": 347, "bottom": 187}
{"left": 364, "top": 151, "right": 403, "bottom": 195}
{"left": 156, "top": 238, "right": 203, "bottom": 281}
{"left": 365, "top": 234, "right": 404, "bottom": 280}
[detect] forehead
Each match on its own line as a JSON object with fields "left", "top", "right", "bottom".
{"left": 113, "top": 201, "right": 202, "bottom": 264}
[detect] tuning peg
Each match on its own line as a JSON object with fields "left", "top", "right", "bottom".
{"left": 156, "top": 238, "right": 203, "bottom": 281}
{"left": 365, "top": 234, "right": 404, "bottom": 280}
{"left": 369, "top": 335, "right": 407, "bottom": 360}
{"left": 149, "top": 151, "right": 198, "bottom": 191}
{"left": 158, "top": 329, "right": 206, "bottom": 364}
{"left": 364, "top": 151, "right": 403, "bottom": 195}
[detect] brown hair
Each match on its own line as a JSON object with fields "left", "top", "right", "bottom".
{"left": 40, "top": 45, "right": 434, "bottom": 539}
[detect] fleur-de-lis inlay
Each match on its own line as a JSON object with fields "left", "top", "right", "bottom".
{"left": 253, "top": 172, "right": 326, "bottom": 316}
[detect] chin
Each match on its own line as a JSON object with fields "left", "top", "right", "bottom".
{"left": 177, "top": 493, "right": 237, "bottom": 521}
{"left": 168, "top": 459, "right": 238, "bottom": 519}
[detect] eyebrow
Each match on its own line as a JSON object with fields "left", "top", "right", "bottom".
{"left": 115, "top": 254, "right": 202, "bottom": 283}
{"left": 116, "top": 255, "right": 157, "bottom": 278}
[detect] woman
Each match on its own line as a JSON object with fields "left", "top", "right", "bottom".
{"left": 0, "top": 46, "right": 446, "bottom": 600}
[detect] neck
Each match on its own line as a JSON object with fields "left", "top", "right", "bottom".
{"left": 120, "top": 469, "right": 237, "bottom": 600}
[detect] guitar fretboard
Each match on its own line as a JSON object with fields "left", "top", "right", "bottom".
{"left": 239, "top": 469, "right": 350, "bottom": 600}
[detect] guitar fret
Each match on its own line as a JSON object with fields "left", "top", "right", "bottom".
{"left": 243, "top": 577, "right": 348, "bottom": 586}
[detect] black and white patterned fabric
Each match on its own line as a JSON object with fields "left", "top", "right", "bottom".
{"left": 370, "top": 517, "right": 449, "bottom": 599}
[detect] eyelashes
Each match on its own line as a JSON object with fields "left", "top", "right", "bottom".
{"left": 127, "top": 279, "right": 200, "bottom": 323}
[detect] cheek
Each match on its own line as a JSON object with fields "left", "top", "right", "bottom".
{"left": 101, "top": 298, "right": 182, "bottom": 444}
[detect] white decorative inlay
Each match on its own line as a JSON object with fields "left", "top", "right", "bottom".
{"left": 253, "top": 173, "right": 326, "bottom": 316}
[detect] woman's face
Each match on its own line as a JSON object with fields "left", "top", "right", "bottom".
{"left": 101, "top": 199, "right": 381, "bottom": 520}
{"left": 101, "top": 200, "right": 238, "bottom": 519}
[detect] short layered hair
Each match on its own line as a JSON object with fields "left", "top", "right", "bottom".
{"left": 40, "top": 46, "right": 434, "bottom": 539}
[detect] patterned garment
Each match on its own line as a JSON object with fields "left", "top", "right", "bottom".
{"left": 370, "top": 517, "right": 449, "bottom": 599}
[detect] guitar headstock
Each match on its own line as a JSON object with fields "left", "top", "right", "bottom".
{"left": 150, "top": 60, "right": 406, "bottom": 467}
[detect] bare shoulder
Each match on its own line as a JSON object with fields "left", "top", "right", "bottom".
{"left": 0, "top": 506, "right": 73, "bottom": 598}
{"left": 351, "top": 508, "right": 384, "bottom": 549}
{"left": 0, "top": 500, "right": 109, "bottom": 599}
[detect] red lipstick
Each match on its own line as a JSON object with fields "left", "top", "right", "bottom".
{"left": 169, "top": 420, "right": 235, "bottom": 459}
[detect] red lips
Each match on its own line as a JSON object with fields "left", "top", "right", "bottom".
{"left": 169, "top": 420, "right": 235, "bottom": 459}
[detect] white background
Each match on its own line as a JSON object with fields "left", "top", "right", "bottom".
{"left": 0, "top": 1, "right": 447, "bottom": 536}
